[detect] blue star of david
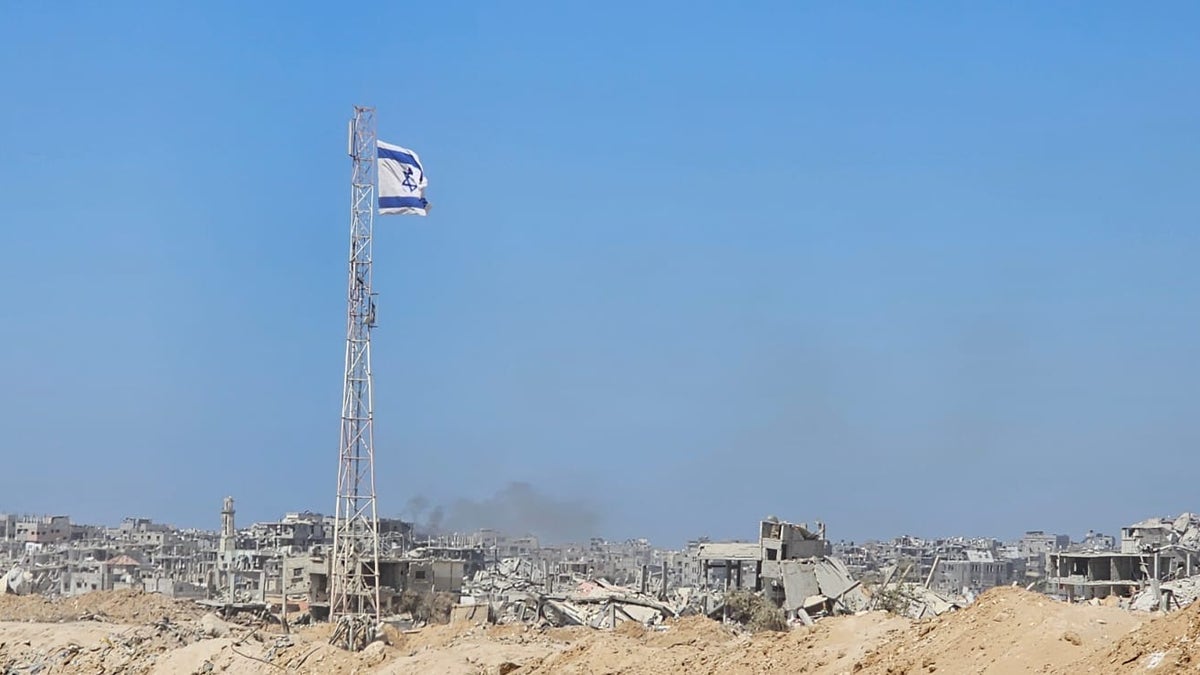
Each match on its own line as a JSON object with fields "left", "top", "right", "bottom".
{"left": 401, "top": 166, "right": 418, "bottom": 191}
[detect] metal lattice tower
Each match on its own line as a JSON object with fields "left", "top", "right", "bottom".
{"left": 330, "top": 106, "right": 382, "bottom": 625}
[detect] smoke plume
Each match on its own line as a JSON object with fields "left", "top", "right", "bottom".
{"left": 404, "top": 482, "right": 601, "bottom": 543}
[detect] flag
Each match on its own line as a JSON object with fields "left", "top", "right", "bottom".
{"left": 377, "top": 141, "right": 429, "bottom": 216}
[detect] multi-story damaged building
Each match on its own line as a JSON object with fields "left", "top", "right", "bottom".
{"left": 832, "top": 532, "right": 1063, "bottom": 596}
{"left": 929, "top": 550, "right": 1018, "bottom": 595}
{"left": 695, "top": 519, "right": 828, "bottom": 590}
{"left": 1020, "top": 531, "right": 1070, "bottom": 559}
{"left": 249, "top": 512, "right": 327, "bottom": 552}
{"left": 1077, "top": 529, "right": 1117, "bottom": 551}
{"left": 691, "top": 518, "right": 866, "bottom": 617}
{"left": 110, "top": 518, "right": 177, "bottom": 547}
{"left": 2, "top": 515, "right": 72, "bottom": 545}
{"left": 1046, "top": 513, "right": 1200, "bottom": 602}
{"left": 1014, "top": 531, "right": 1070, "bottom": 582}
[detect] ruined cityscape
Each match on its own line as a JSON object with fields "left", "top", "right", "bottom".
{"left": 7, "top": 499, "right": 1200, "bottom": 671}
{"left": 6, "top": 503, "right": 1200, "bottom": 623}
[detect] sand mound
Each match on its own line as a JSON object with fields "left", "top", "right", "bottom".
{"left": 0, "top": 587, "right": 1165, "bottom": 674}
{"left": 1067, "top": 595, "right": 1200, "bottom": 673}
{"left": 855, "top": 586, "right": 1144, "bottom": 674}
{"left": 0, "top": 589, "right": 204, "bottom": 623}
{"left": 707, "top": 611, "right": 909, "bottom": 674}
{"left": 503, "top": 610, "right": 906, "bottom": 674}
{"left": 643, "top": 614, "right": 738, "bottom": 647}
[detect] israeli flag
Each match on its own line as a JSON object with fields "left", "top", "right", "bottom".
{"left": 377, "top": 141, "right": 429, "bottom": 216}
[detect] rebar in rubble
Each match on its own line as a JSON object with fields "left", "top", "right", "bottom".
{"left": 328, "top": 614, "right": 381, "bottom": 652}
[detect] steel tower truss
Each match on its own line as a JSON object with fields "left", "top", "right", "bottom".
{"left": 330, "top": 106, "right": 383, "bottom": 626}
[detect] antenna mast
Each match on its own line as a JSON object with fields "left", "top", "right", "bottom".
{"left": 329, "top": 106, "right": 383, "bottom": 629}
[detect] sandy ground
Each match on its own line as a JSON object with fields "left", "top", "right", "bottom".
{"left": 1068, "top": 593, "right": 1200, "bottom": 673}
{"left": 856, "top": 586, "right": 1144, "bottom": 674}
{"left": 0, "top": 587, "right": 1169, "bottom": 674}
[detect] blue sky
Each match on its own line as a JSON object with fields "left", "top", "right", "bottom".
{"left": 1, "top": 3, "right": 1197, "bottom": 545}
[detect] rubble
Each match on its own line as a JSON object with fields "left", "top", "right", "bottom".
{"left": 4, "top": 508, "right": 1200, "bottom": 672}
{"left": 871, "top": 581, "right": 961, "bottom": 619}
{"left": 328, "top": 613, "right": 383, "bottom": 651}
{"left": 9, "top": 501, "right": 1200, "bottom": 659}
{"left": 1130, "top": 573, "right": 1200, "bottom": 611}
{"left": 464, "top": 564, "right": 680, "bottom": 629}
{"left": 1, "top": 506, "right": 889, "bottom": 642}
{"left": 445, "top": 517, "right": 879, "bottom": 635}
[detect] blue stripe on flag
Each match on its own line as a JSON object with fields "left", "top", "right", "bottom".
{"left": 377, "top": 146, "right": 421, "bottom": 168}
{"left": 379, "top": 196, "right": 428, "bottom": 209}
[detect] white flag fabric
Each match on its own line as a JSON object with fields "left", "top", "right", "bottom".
{"left": 377, "top": 141, "right": 429, "bottom": 216}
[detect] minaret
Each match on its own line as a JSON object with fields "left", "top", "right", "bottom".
{"left": 220, "top": 496, "right": 235, "bottom": 601}
{"left": 220, "top": 496, "right": 235, "bottom": 553}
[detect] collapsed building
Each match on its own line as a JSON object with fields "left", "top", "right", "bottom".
{"left": 693, "top": 518, "right": 867, "bottom": 622}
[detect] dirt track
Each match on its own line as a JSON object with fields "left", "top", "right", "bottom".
{"left": 4, "top": 587, "right": 1198, "bottom": 674}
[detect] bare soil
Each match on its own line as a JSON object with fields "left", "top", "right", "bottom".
{"left": 0, "top": 587, "right": 1167, "bottom": 674}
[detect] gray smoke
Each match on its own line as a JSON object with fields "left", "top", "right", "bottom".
{"left": 407, "top": 482, "right": 601, "bottom": 543}
{"left": 401, "top": 495, "right": 430, "bottom": 522}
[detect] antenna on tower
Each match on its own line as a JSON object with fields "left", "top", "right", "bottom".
{"left": 329, "top": 105, "right": 383, "bottom": 646}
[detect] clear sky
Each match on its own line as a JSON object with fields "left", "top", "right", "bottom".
{"left": 1, "top": 3, "right": 1197, "bottom": 546}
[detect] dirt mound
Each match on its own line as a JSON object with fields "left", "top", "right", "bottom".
{"left": 0, "top": 588, "right": 1164, "bottom": 674}
{"left": 643, "top": 614, "right": 737, "bottom": 647}
{"left": 506, "top": 610, "right": 905, "bottom": 675}
{"left": 855, "top": 586, "right": 1144, "bottom": 674}
{"left": 1067, "top": 595, "right": 1200, "bottom": 673}
{"left": 0, "top": 589, "right": 204, "bottom": 623}
{"left": 707, "top": 611, "right": 909, "bottom": 675}
{"left": 0, "top": 616, "right": 226, "bottom": 674}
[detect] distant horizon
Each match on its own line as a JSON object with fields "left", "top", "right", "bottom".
{"left": 1, "top": 499, "right": 1158, "bottom": 551}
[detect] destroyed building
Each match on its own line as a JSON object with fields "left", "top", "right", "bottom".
{"left": 1046, "top": 513, "right": 1200, "bottom": 602}
{"left": 694, "top": 518, "right": 866, "bottom": 619}
{"left": 1076, "top": 529, "right": 1117, "bottom": 551}
{"left": 1, "top": 515, "right": 72, "bottom": 545}
{"left": 928, "top": 549, "right": 1018, "bottom": 595}
{"left": 1015, "top": 530, "right": 1069, "bottom": 581}
{"left": 249, "top": 512, "right": 327, "bottom": 552}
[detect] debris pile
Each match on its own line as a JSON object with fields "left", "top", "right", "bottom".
{"left": 462, "top": 557, "right": 546, "bottom": 622}
{"left": 328, "top": 613, "right": 382, "bottom": 651}
{"left": 869, "top": 581, "right": 961, "bottom": 619}
{"left": 866, "top": 563, "right": 961, "bottom": 619}
{"left": 2, "top": 564, "right": 59, "bottom": 596}
{"left": 1131, "top": 573, "right": 1200, "bottom": 612}
{"left": 464, "top": 563, "right": 681, "bottom": 629}
{"left": 547, "top": 578, "right": 678, "bottom": 628}
{"left": 762, "top": 556, "right": 872, "bottom": 618}
{"left": 1129, "top": 512, "right": 1200, "bottom": 551}
{"left": 457, "top": 519, "right": 872, "bottom": 634}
